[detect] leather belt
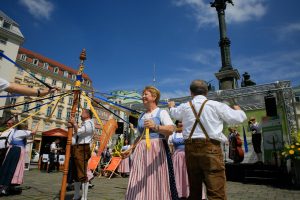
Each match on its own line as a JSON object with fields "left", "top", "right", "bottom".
{"left": 184, "top": 138, "right": 220, "bottom": 145}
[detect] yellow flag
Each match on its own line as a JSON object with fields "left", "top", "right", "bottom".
{"left": 145, "top": 128, "right": 151, "bottom": 149}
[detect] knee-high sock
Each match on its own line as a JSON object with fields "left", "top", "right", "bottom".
{"left": 74, "top": 182, "right": 81, "bottom": 199}
{"left": 81, "top": 182, "right": 89, "bottom": 200}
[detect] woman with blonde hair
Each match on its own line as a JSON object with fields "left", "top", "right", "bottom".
{"left": 125, "top": 86, "right": 178, "bottom": 200}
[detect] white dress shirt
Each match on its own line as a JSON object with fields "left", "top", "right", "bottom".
{"left": 74, "top": 119, "right": 95, "bottom": 144}
{"left": 169, "top": 95, "right": 247, "bottom": 143}
{"left": 50, "top": 142, "right": 57, "bottom": 154}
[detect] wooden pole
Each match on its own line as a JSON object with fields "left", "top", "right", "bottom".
{"left": 60, "top": 49, "right": 86, "bottom": 200}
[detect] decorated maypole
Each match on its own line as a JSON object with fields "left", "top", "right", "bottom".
{"left": 60, "top": 49, "right": 86, "bottom": 200}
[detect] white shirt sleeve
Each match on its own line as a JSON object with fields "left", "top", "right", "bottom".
{"left": 169, "top": 103, "right": 185, "bottom": 121}
{"left": 0, "top": 78, "right": 9, "bottom": 92}
{"left": 216, "top": 102, "right": 247, "bottom": 125}
{"left": 160, "top": 110, "right": 174, "bottom": 126}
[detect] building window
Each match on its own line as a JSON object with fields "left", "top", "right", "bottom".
{"left": 16, "top": 68, "right": 23, "bottom": 75}
{"left": 83, "top": 101, "right": 87, "bottom": 109}
{"left": 68, "top": 97, "right": 73, "bottom": 105}
{"left": 0, "top": 36, "right": 7, "bottom": 45}
{"left": 45, "top": 123, "right": 50, "bottom": 130}
{"left": 32, "top": 120, "right": 38, "bottom": 130}
{"left": 66, "top": 109, "right": 71, "bottom": 120}
{"left": 50, "top": 93, "right": 54, "bottom": 100}
{"left": 60, "top": 97, "right": 64, "bottom": 103}
{"left": 23, "top": 103, "right": 29, "bottom": 112}
{"left": 35, "top": 102, "right": 42, "bottom": 112}
{"left": 87, "top": 80, "right": 90, "bottom": 86}
{"left": 20, "top": 54, "right": 27, "bottom": 61}
{"left": 62, "top": 83, "right": 66, "bottom": 89}
{"left": 46, "top": 107, "right": 52, "bottom": 117}
{"left": 33, "top": 59, "right": 39, "bottom": 66}
{"left": 54, "top": 67, "right": 59, "bottom": 73}
{"left": 57, "top": 109, "right": 63, "bottom": 119}
{"left": 43, "top": 63, "right": 49, "bottom": 69}
{"left": 41, "top": 76, "right": 46, "bottom": 82}
{"left": 72, "top": 74, "right": 76, "bottom": 80}
{"left": 71, "top": 86, "right": 74, "bottom": 90}
{"left": 10, "top": 97, "right": 16, "bottom": 105}
{"left": 64, "top": 71, "right": 68, "bottom": 77}
{"left": 3, "top": 21, "right": 11, "bottom": 30}
{"left": 52, "top": 79, "right": 57, "bottom": 86}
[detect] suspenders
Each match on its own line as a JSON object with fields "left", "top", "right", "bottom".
{"left": 188, "top": 100, "right": 209, "bottom": 141}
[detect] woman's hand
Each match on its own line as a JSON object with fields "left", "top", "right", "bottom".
{"left": 144, "top": 119, "right": 156, "bottom": 130}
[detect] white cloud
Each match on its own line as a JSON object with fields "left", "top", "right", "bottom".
{"left": 173, "top": 0, "right": 267, "bottom": 27}
{"left": 278, "top": 22, "right": 300, "bottom": 40}
{"left": 19, "top": 0, "right": 54, "bottom": 20}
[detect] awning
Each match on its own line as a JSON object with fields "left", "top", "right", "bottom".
{"left": 42, "top": 128, "right": 68, "bottom": 137}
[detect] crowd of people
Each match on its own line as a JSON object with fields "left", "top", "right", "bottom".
{"left": 0, "top": 77, "right": 267, "bottom": 200}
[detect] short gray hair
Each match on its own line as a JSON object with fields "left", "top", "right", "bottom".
{"left": 190, "top": 80, "right": 208, "bottom": 96}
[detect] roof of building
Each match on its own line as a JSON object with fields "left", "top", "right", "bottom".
{"left": 19, "top": 47, "right": 92, "bottom": 81}
{"left": 293, "top": 85, "right": 300, "bottom": 95}
{"left": 0, "top": 10, "right": 19, "bottom": 26}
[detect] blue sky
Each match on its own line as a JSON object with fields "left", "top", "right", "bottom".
{"left": 2, "top": 0, "right": 300, "bottom": 98}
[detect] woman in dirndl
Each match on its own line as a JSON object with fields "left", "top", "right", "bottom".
{"left": 118, "top": 139, "right": 131, "bottom": 177}
{"left": 169, "top": 120, "right": 190, "bottom": 199}
{"left": 125, "top": 86, "right": 179, "bottom": 200}
{"left": 0, "top": 122, "right": 35, "bottom": 195}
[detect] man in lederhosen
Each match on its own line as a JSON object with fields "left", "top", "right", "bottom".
{"left": 168, "top": 80, "right": 247, "bottom": 200}
{"left": 69, "top": 109, "right": 94, "bottom": 200}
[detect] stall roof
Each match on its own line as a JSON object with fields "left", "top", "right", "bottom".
{"left": 42, "top": 128, "right": 68, "bottom": 137}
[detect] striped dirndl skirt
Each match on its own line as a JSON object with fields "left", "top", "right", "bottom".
{"left": 125, "top": 138, "right": 174, "bottom": 200}
{"left": 172, "top": 149, "right": 190, "bottom": 198}
{"left": 118, "top": 157, "right": 130, "bottom": 173}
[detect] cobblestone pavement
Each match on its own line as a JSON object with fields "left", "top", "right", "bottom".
{"left": 1, "top": 169, "right": 300, "bottom": 200}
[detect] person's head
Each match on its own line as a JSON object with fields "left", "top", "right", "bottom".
{"left": 124, "top": 139, "right": 128, "bottom": 145}
{"left": 55, "top": 138, "right": 60, "bottom": 144}
{"left": 16, "top": 122, "right": 28, "bottom": 130}
{"left": 190, "top": 80, "right": 208, "bottom": 97}
{"left": 248, "top": 116, "right": 256, "bottom": 125}
{"left": 175, "top": 120, "right": 183, "bottom": 128}
{"left": 228, "top": 127, "right": 236, "bottom": 133}
{"left": 81, "top": 109, "right": 93, "bottom": 121}
{"left": 6, "top": 119, "right": 15, "bottom": 128}
{"left": 142, "top": 86, "right": 160, "bottom": 106}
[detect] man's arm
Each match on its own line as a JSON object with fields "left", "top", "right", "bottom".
{"left": 217, "top": 103, "right": 247, "bottom": 124}
{"left": 6, "top": 82, "right": 56, "bottom": 97}
{"left": 168, "top": 101, "right": 183, "bottom": 121}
